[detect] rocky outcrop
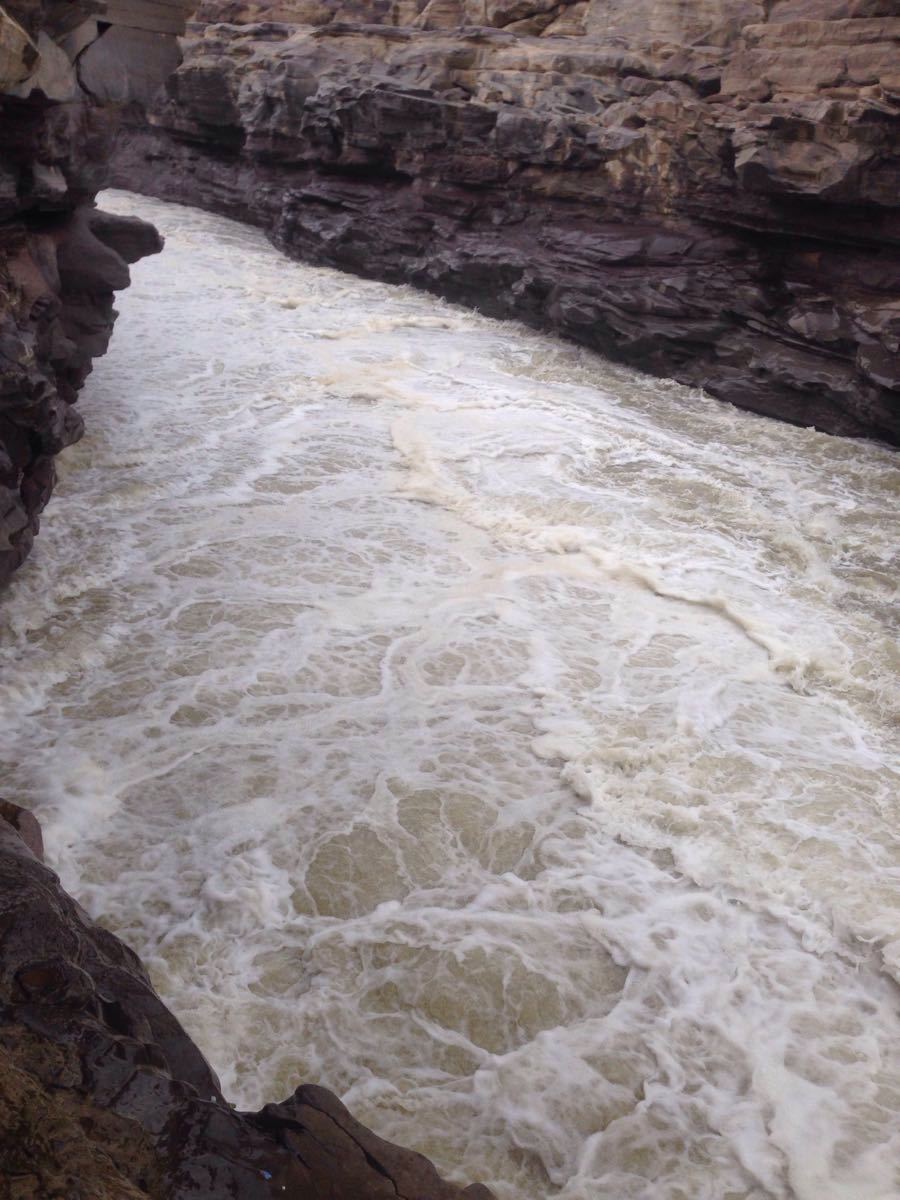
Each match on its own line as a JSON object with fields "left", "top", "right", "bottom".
{"left": 116, "top": 0, "right": 899, "bottom": 442}
{"left": 0, "top": 801, "right": 493, "bottom": 1199}
{"left": 0, "top": 1, "right": 181, "bottom": 586}
{"left": 0, "top": 12, "right": 491, "bottom": 1195}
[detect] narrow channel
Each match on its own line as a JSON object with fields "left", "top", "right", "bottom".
{"left": 2, "top": 192, "right": 898, "bottom": 1200}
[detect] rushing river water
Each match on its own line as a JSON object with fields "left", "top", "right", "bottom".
{"left": 2, "top": 192, "right": 899, "bottom": 1199}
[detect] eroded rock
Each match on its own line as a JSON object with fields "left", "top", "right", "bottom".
{"left": 117, "top": 0, "right": 899, "bottom": 442}
{"left": 0, "top": 1, "right": 178, "bottom": 586}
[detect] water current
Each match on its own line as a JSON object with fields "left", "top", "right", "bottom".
{"left": 2, "top": 192, "right": 899, "bottom": 1200}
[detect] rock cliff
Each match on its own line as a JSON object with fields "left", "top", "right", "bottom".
{"left": 0, "top": 1, "right": 176, "bottom": 586}
{"left": 0, "top": 802, "right": 492, "bottom": 1199}
{"left": 116, "top": 0, "right": 900, "bottom": 442}
{"left": 0, "top": 6, "right": 494, "bottom": 1196}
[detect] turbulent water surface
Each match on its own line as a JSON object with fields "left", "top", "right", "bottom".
{"left": 3, "top": 192, "right": 899, "bottom": 1200}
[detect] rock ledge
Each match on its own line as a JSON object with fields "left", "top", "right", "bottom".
{"left": 116, "top": 0, "right": 900, "bottom": 443}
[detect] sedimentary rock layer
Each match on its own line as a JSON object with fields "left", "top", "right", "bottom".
{"left": 0, "top": 802, "right": 492, "bottom": 1199}
{"left": 117, "top": 0, "right": 900, "bottom": 442}
{"left": 0, "top": 1, "right": 179, "bottom": 586}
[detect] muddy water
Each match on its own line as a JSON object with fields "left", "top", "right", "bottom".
{"left": 2, "top": 192, "right": 898, "bottom": 1200}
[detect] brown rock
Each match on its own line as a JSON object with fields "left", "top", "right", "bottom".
{"left": 8, "top": 30, "right": 79, "bottom": 100}
{"left": 0, "top": 7, "right": 36, "bottom": 88}
{"left": 104, "top": 0, "right": 189, "bottom": 35}
{"left": 115, "top": 0, "right": 899, "bottom": 442}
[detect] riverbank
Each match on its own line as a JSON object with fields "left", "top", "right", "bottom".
{"left": 0, "top": 801, "right": 492, "bottom": 1199}
{"left": 5, "top": 190, "right": 898, "bottom": 1200}
{"left": 116, "top": 1, "right": 900, "bottom": 443}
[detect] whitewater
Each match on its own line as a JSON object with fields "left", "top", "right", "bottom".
{"left": 2, "top": 191, "right": 898, "bottom": 1200}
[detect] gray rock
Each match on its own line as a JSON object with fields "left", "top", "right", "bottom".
{"left": 79, "top": 25, "right": 183, "bottom": 107}
{"left": 0, "top": 6, "right": 37, "bottom": 88}
{"left": 60, "top": 17, "right": 100, "bottom": 62}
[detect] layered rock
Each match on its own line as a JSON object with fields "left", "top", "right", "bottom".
{"left": 0, "top": 1, "right": 179, "bottom": 586}
{"left": 116, "top": 0, "right": 900, "bottom": 441}
{"left": 2, "top": 10, "right": 484, "bottom": 1195}
{"left": 0, "top": 802, "right": 492, "bottom": 1199}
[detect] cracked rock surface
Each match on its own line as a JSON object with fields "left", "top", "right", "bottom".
{"left": 0, "top": 0, "right": 169, "bottom": 586}
{"left": 118, "top": 0, "right": 899, "bottom": 442}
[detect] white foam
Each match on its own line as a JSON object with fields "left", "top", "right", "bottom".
{"left": 1, "top": 191, "right": 898, "bottom": 1200}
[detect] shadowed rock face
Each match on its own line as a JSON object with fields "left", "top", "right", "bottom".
{"left": 0, "top": 1, "right": 171, "bottom": 586}
{"left": 1, "top": 9, "right": 494, "bottom": 1188}
{"left": 0, "top": 803, "right": 493, "bottom": 1199}
{"left": 116, "top": 0, "right": 899, "bottom": 442}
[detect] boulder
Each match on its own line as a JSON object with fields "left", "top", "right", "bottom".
{"left": 8, "top": 30, "right": 78, "bottom": 101}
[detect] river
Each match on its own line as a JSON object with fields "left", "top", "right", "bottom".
{"left": 2, "top": 192, "right": 899, "bottom": 1200}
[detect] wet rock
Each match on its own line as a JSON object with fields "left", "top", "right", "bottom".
{"left": 0, "top": 799, "right": 43, "bottom": 859}
{"left": 0, "top": 805, "right": 493, "bottom": 1198}
{"left": 87, "top": 207, "right": 166, "bottom": 264}
{"left": 257, "top": 1084, "right": 486, "bottom": 1199}
{"left": 117, "top": 0, "right": 899, "bottom": 443}
{"left": 0, "top": 1, "right": 176, "bottom": 587}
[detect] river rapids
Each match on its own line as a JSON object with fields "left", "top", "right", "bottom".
{"left": 2, "top": 192, "right": 899, "bottom": 1200}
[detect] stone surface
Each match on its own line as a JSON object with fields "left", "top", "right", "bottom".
{"left": 0, "top": 8, "right": 36, "bottom": 88}
{"left": 8, "top": 30, "right": 78, "bottom": 100}
{"left": 0, "top": 799, "right": 43, "bottom": 859}
{"left": 79, "top": 25, "right": 183, "bottom": 107}
{"left": 116, "top": 0, "right": 900, "bottom": 442}
{"left": 0, "top": 804, "right": 493, "bottom": 1198}
{"left": 106, "top": 0, "right": 191, "bottom": 35}
{"left": 0, "top": 0, "right": 178, "bottom": 587}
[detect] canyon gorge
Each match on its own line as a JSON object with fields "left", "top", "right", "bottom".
{"left": 1, "top": 3, "right": 898, "bottom": 1199}
{"left": 118, "top": 0, "right": 900, "bottom": 444}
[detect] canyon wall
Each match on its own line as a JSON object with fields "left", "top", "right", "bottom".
{"left": 116, "top": 0, "right": 900, "bottom": 443}
{"left": 0, "top": 0, "right": 181, "bottom": 586}
{"left": 0, "top": 7, "right": 493, "bottom": 1196}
